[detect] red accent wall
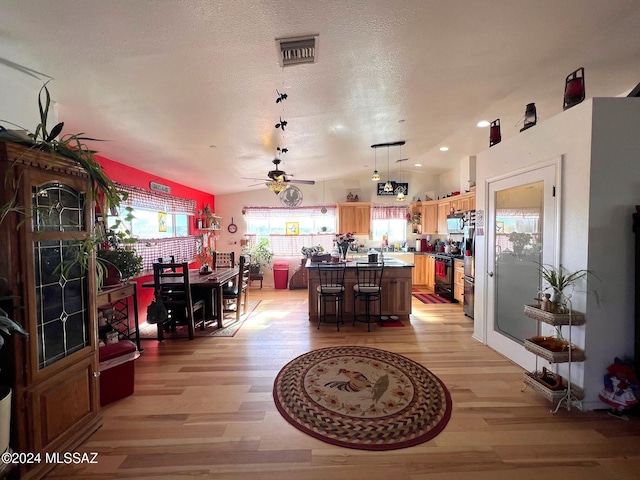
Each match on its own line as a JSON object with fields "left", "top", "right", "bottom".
{"left": 96, "top": 155, "right": 216, "bottom": 328}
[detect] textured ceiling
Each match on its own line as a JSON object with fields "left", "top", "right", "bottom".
{"left": 1, "top": 0, "right": 640, "bottom": 194}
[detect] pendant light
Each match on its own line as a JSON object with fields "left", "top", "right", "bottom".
{"left": 383, "top": 146, "right": 393, "bottom": 192}
{"left": 371, "top": 148, "right": 380, "bottom": 181}
{"left": 396, "top": 145, "right": 405, "bottom": 202}
{"left": 320, "top": 178, "right": 327, "bottom": 214}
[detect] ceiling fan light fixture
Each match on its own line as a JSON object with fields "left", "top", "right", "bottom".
{"left": 267, "top": 180, "right": 287, "bottom": 193}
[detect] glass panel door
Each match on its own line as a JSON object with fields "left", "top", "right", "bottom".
{"left": 486, "top": 164, "right": 558, "bottom": 370}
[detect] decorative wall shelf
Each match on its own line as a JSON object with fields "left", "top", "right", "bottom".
{"left": 522, "top": 304, "right": 585, "bottom": 413}
{"left": 523, "top": 371, "right": 584, "bottom": 403}
{"left": 524, "top": 337, "right": 585, "bottom": 363}
{"left": 523, "top": 305, "right": 585, "bottom": 326}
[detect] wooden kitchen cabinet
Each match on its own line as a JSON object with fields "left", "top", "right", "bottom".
{"left": 422, "top": 203, "right": 438, "bottom": 234}
{"left": 437, "top": 201, "right": 451, "bottom": 235}
{"left": 450, "top": 191, "right": 475, "bottom": 213}
{"left": 413, "top": 254, "right": 435, "bottom": 291}
{"left": 413, "top": 254, "right": 428, "bottom": 285}
{"left": 454, "top": 259, "right": 464, "bottom": 303}
{"left": 380, "top": 270, "right": 413, "bottom": 317}
{"left": 336, "top": 202, "right": 371, "bottom": 235}
{"left": 0, "top": 142, "right": 101, "bottom": 479}
{"left": 426, "top": 255, "right": 435, "bottom": 291}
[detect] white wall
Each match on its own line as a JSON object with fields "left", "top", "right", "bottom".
{"left": 0, "top": 68, "right": 52, "bottom": 131}
{"left": 475, "top": 97, "right": 640, "bottom": 409}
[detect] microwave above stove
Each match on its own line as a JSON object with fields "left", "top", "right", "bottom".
{"left": 446, "top": 213, "right": 465, "bottom": 234}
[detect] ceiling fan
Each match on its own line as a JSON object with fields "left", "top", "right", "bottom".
{"left": 243, "top": 158, "right": 315, "bottom": 189}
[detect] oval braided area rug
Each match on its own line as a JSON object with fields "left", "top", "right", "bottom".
{"left": 273, "top": 345, "right": 452, "bottom": 450}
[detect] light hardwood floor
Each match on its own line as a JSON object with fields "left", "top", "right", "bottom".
{"left": 50, "top": 288, "right": 640, "bottom": 479}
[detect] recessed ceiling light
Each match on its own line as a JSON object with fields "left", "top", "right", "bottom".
{"left": 414, "top": 163, "right": 422, "bottom": 167}
{"left": 439, "top": 146, "right": 449, "bottom": 152}
{"left": 477, "top": 120, "right": 490, "bottom": 128}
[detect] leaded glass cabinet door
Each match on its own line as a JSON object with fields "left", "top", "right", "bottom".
{"left": 3, "top": 146, "right": 101, "bottom": 470}
{"left": 32, "top": 179, "right": 91, "bottom": 370}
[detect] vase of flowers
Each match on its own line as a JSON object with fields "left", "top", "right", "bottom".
{"left": 335, "top": 232, "right": 355, "bottom": 261}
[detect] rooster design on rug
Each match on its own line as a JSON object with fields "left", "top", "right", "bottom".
{"left": 325, "top": 369, "right": 370, "bottom": 392}
{"left": 324, "top": 369, "right": 390, "bottom": 403}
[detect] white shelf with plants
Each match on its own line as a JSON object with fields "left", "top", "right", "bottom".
{"left": 196, "top": 204, "right": 221, "bottom": 231}
{"left": 521, "top": 265, "right": 591, "bottom": 413}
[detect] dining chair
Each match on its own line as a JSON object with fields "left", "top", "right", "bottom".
{"left": 222, "top": 253, "right": 250, "bottom": 322}
{"left": 215, "top": 252, "right": 235, "bottom": 268}
{"left": 316, "top": 263, "right": 346, "bottom": 331}
{"left": 156, "top": 255, "right": 178, "bottom": 275}
{"left": 152, "top": 261, "right": 205, "bottom": 340}
{"left": 353, "top": 262, "right": 384, "bottom": 332}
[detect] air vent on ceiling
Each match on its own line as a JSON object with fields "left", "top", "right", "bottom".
{"left": 276, "top": 35, "right": 318, "bottom": 67}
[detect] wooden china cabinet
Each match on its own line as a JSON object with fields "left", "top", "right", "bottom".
{"left": 0, "top": 142, "right": 101, "bottom": 479}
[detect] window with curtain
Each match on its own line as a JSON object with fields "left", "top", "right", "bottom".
{"left": 108, "top": 184, "right": 198, "bottom": 270}
{"left": 244, "top": 205, "right": 337, "bottom": 255}
{"left": 371, "top": 205, "right": 409, "bottom": 243}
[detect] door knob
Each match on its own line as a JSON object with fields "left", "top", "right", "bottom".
{"left": 488, "top": 271, "right": 494, "bottom": 277}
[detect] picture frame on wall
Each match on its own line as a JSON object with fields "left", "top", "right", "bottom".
{"left": 286, "top": 222, "right": 299, "bottom": 235}
{"left": 158, "top": 212, "right": 167, "bottom": 232}
{"left": 377, "top": 182, "right": 408, "bottom": 196}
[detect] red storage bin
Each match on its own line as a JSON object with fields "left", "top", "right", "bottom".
{"left": 98, "top": 339, "right": 139, "bottom": 406}
{"left": 273, "top": 261, "right": 289, "bottom": 289}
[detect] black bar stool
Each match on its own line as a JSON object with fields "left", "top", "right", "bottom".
{"left": 353, "top": 262, "right": 384, "bottom": 332}
{"left": 316, "top": 263, "right": 346, "bottom": 331}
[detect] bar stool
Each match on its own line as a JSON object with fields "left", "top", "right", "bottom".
{"left": 316, "top": 263, "right": 346, "bottom": 331}
{"left": 353, "top": 262, "right": 384, "bottom": 332}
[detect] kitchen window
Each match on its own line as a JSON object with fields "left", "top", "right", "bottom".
{"left": 244, "top": 206, "right": 336, "bottom": 255}
{"left": 107, "top": 184, "right": 198, "bottom": 271}
{"left": 371, "top": 205, "right": 408, "bottom": 243}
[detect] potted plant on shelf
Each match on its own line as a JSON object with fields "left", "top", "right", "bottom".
{"left": 538, "top": 263, "right": 598, "bottom": 313}
{"left": 244, "top": 238, "right": 273, "bottom": 274}
{"left": 96, "top": 208, "right": 143, "bottom": 287}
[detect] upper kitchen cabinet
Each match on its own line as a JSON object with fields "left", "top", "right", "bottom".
{"left": 336, "top": 202, "right": 371, "bottom": 235}
{"left": 449, "top": 190, "right": 476, "bottom": 213}
{"left": 422, "top": 203, "right": 438, "bottom": 234}
{"left": 437, "top": 201, "right": 451, "bottom": 235}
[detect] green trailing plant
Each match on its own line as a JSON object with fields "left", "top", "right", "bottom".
{"left": 0, "top": 303, "right": 28, "bottom": 351}
{"left": 0, "top": 82, "right": 126, "bottom": 210}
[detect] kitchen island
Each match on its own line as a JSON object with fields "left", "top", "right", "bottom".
{"left": 306, "top": 258, "right": 414, "bottom": 322}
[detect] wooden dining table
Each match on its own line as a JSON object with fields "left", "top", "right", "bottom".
{"left": 141, "top": 267, "right": 239, "bottom": 328}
